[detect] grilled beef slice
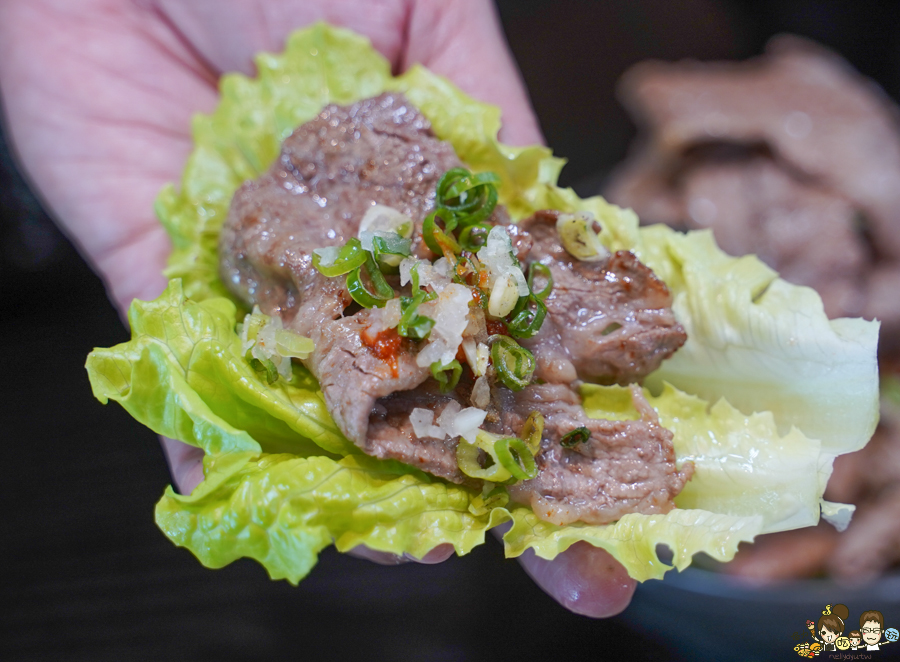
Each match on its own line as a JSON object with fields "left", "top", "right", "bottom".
{"left": 220, "top": 92, "right": 461, "bottom": 459}
{"left": 605, "top": 35, "right": 900, "bottom": 349}
{"left": 220, "top": 93, "right": 691, "bottom": 521}
{"left": 517, "top": 209, "right": 687, "bottom": 385}
{"left": 500, "top": 384, "right": 693, "bottom": 526}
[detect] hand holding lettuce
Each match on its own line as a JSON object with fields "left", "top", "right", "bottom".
{"left": 86, "top": 24, "right": 878, "bottom": 585}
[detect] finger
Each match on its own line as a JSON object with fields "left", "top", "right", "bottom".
{"left": 403, "top": 0, "right": 545, "bottom": 146}
{"left": 149, "top": 0, "right": 408, "bottom": 80}
{"left": 153, "top": 0, "right": 544, "bottom": 147}
{"left": 159, "top": 436, "right": 205, "bottom": 495}
{"left": 517, "top": 542, "right": 637, "bottom": 618}
{"left": 0, "top": 0, "right": 213, "bottom": 318}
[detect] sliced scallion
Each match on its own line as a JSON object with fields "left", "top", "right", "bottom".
{"left": 456, "top": 438, "right": 510, "bottom": 482}
{"left": 556, "top": 211, "right": 609, "bottom": 262}
{"left": 520, "top": 410, "right": 544, "bottom": 454}
{"left": 495, "top": 437, "right": 537, "bottom": 480}
{"left": 312, "top": 237, "right": 367, "bottom": 277}
{"left": 274, "top": 329, "right": 315, "bottom": 359}
{"left": 527, "top": 262, "right": 554, "bottom": 301}
{"left": 248, "top": 355, "right": 279, "bottom": 384}
{"left": 488, "top": 271, "right": 521, "bottom": 318}
{"left": 430, "top": 359, "right": 463, "bottom": 393}
{"left": 560, "top": 426, "right": 591, "bottom": 448}
{"left": 437, "top": 169, "right": 500, "bottom": 227}
{"left": 397, "top": 290, "right": 436, "bottom": 339}
{"left": 507, "top": 294, "right": 547, "bottom": 339}
{"left": 458, "top": 223, "right": 492, "bottom": 251}
{"left": 371, "top": 233, "right": 412, "bottom": 269}
{"left": 347, "top": 253, "right": 395, "bottom": 308}
{"left": 422, "top": 208, "right": 460, "bottom": 257}
{"left": 490, "top": 335, "right": 535, "bottom": 391}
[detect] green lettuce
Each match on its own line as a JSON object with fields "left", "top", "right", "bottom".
{"left": 86, "top": 23, "right": 879, "bottom": 583}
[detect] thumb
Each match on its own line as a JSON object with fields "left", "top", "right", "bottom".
{"left": 402, "top": 0, "right": 544, "bottom": 146}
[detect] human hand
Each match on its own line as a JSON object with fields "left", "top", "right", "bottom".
{"left": 0, "top": 0, "right": 633, "bottom": 617}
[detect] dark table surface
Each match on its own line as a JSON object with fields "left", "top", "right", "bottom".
{"left": 4, "top": 2, "right": 900, "bottom": 660}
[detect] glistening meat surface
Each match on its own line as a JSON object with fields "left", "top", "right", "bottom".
{"left": 517, "top": 209, "right": 687, "bottom": 385}
{"left": 501, "top": 384, "right": 693, "bottom": 526}
{"left": 220, "top": 93, "right": 458, "bottom": 454}
{"left": 220, "top": 93, "right": 692, "bottom": 523}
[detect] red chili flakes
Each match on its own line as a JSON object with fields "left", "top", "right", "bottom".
{"left": 361, "top": 327, "right": 402, "bottom": 377}
{"left": 486, "top": 319, "right": 508, "bottom": 336}
{"left": 456, "top": 344, "right": 468, "bottom": 363}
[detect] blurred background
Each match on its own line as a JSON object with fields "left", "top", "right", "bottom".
{"left": 3, "top": 1, "right": 900, "bottom": 660}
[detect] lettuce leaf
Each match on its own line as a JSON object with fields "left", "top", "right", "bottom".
{"left": 86, "top": 22, "right": 879, "bottom": 584}
{"left": 87, "top": 280, "right": 355, "bottom": 458}
{"left": 156, "top": 452, "right": 507, "bottom": 583}
{"left": 583, "top": 383, "right": 829, "bottom": 534}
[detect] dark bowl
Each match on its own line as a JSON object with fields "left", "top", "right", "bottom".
{"left": 621, "top": 563, "right": 900, "bottom": 661}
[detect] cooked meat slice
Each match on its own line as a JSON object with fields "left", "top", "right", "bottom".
{"left": 220, "top": 92, "right": 463, "bottom": 321}
{"left": 220, "top": 93, "right": 463, "bottom": 465}
{"left": 603, "top": 143, "right": 685, "bottom": 229}
{"left": 830, "top": 486, "right": 900, "bottom": 582}
{"left": 616, "top": 35, "right": 900, "bottom": 260}
{"left": 367, "top": 382, "right": 473, "bottom": 483}
{"left": 221, "top": 93, "right": 694, "bottom": 524}
{"left": 606, "top": 36, "right": 900, "bottom": 346}
{"left": 307, "top": 311, "right": 429, "bottom": 446}
{"left": 500, "top": 383, "right": 693, "bottom": 526}
{"left": 862, "top": 265, "right": 900, "bottom": 355}
{"left": 679, "top": 158, "right": 865, "bottom": 319}
{"left": 517, "top": 209, "right": 686, "bottom": 384}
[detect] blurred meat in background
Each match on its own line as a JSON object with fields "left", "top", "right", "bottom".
{"left": 605, "top": 35, "right": 900, "bottom": 582}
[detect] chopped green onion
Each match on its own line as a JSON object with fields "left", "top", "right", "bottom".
{"left": 458, "top": 223, "right": 492, "bottom": 251}
{"left": 398, "top": 290, "right": 436, "bottom": 339}
{"left": 398, "top": 262, "right": 437, "bottom": 339}
{"left": 443, "top": 170, "right": 501, "bottom": 201}
{"left": 241, "top": 310, "right": 268, "bottom": 344}
{"left": 312, "top": 238, "right": 367, "bottom": 277}
{"left": 490, "top": 335, "right": 535, "bottom": 391}
{"left": 495, "top": 437, "right": 537, "bottom": 480}
{"left": 274, "top": 329, "right": 315, "bottom": 359}
{"left": 371, "top": 233, "right": 412, "bottom": 269}
{"left": 437, "top": 169, "right": 500, "bottom": 227}
{"left": 457, "top": 422, "right": 542, "bottom": 484}
{"left": 527, "top": 262, "right": 554, "bottom": 301}
{"left": 248, "top": 355, "right": 279, "bottom": 384}
{"left": 436, "top": 168, "right": 470, "bottom": 197}
{"left": 488, "top": 271, "right": 522, "bottom": 318}
{"left": 409, "top": 260, "right": 422, "bottom": 292}
{"left": 556, "top": 211, "right": 609, "bottom": 262}
{"left": 431, "top": 359, "right": 462, "bottom": 393}
{"left": 560, "top": 426, "right": 591, "bottom": 448}
{"left": 507, "top": 294, "right": 547, "bottom": 339}
{"left": 422, "top": 208, "right": 460, "bottom": 257}
{"left": 456, "top": 438, "right": 512, "bottom": 482}
{"left": 520, "top": 410, "right": 544, "bottom": 454}
{"left": 347, "top": 253, "right": 395, "bottom": 308}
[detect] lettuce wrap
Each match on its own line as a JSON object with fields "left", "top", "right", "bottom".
{"left": 85, "top": 23, "right": 879, "bottom": 584}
